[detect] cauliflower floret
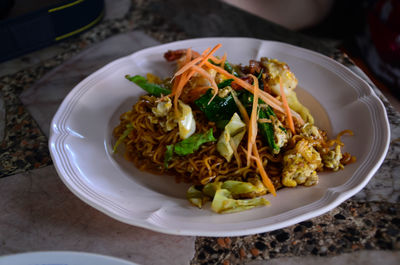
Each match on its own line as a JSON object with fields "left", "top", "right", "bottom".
{"left": 322, "top": 144, "right": 343, "bottom": 171}
{"left": 282, "top": 139, "right": 322, "bottom": 187}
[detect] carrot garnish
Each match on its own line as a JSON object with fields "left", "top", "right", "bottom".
{"left": 170, "top": 44, "right": 222, "bottom": 114}
{"left": 279, "top": 77, "right": 295, "bottom": 134}
{"left": 245, "top": 75, "right": 276, "bottom": 195}
{"left": 252, "top": 146, "right": 276, "bottom": 196}
{"left": 220, "top": 52, "right": 227, "bottom": 69}
{"left": 173, "top": 56, "right": 203, "bottom": 77}
{"left": 231, "top": 91, "right": 250, "bottom": 124}
{"left": 191, "top": 66, "right": 218, "bottom": 92}
{"left": 247, "top": 75, "right": 259, "bottom": 166}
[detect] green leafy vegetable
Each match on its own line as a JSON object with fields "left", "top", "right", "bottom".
{"left": 164, "top": 144, "right": 174, "bottom": 168}
{"left": 113, "top": 124, "right": 133, "bottom": 153}
{"left": 163, "top": 129, "right": 216, "bottom": 167}
{"left": 195, "top": 89, "right": 240, "bottom": 128}
{"left": 240, "top": 91, "right": 279, "bottom": 152}
{"left": 174, "top": 129, "right": 216, "bottom": 156}
{"left": 258, "top": 106, "right": 279, "bottom": 152}
{"left": 125, "top": 75, "right": 171, "bottom": 96}
{"left": 224, "top": 61, "right": 240, "bottom": 77}
{"left": 217, "top": 78, "right": 234, "bottom": 89}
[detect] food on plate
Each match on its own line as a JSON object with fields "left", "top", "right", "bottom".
{"left": 113, "top": 44, "right": 355, "bottom": 213}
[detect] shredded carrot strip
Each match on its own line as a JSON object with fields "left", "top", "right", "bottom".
{"left": 279, "top": 77, "right": 295, "bottom": 134}
{"left": 244, "top": 75, "right": 276, "bottom": 195}
{"left": 209, "top": 55, "right": 222, "bottom": 64}
{"left": 197, "top": 43, "right": 222, "bottom": 68}
{"left": 173, "top": 56, "right": 203, "bottom": 77}
{"left": 220, "top": 52, "right": 227, "bottom": 69}
{"left": 170, "top": 44, "right": 222, "bottom": 113}
{"left": 247, "top": 75, "right": 259, "bottom": 166}
{"left": 252, "top": 146, "right": 276, "bottom": 196}
{"left": 172, "top": 48, "right": 192, "bottom": 114}
{"left": 191, "top": 65, "right": 218, "bottom": 92}
{"left": 258, "top": 118, "right": 272, "bottom": 123}
{"left": 231, "top": 91, "right": 250, "bottom": 124}
{"left": 173, "top": 71, "right": 188, "bottom": 115}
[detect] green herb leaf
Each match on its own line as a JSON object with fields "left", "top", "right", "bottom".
{"left": 217, "top": 78, "right": 234, "bottom": 89}
{"left": 125, "top": 75, "right": 171, "bottom": 96}
{"left": 164, "top": 144, "right": 174, "bottom": 168}
{"left": 195, "top": 89, "right": 240, "bottom": 128}
{"left": 174, "top": 129, "right": 216, "bottom": 156}
{"left": 240, "top": 91, "right": 279, "bottom": 151}
{"left": 224, "top": 61, "right": 240, "bottom": 77}
{"left": 113, "top": 124, "right": 134, "bottom": 153}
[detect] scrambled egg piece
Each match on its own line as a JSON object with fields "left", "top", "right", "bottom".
{"left": 282, "top": 139, "right": 322, "bottom": 187}
{"left": 261, "top": 57, "right": 314, "bottom": 124}
{"left": 271, "top": 116, "right": 291, "bottom": 154}
{"left": 322, "top": 144, "right": 343, "bottom": 171}
{"left": 300, "top": 123, "right": 344, "bottom": 171}
{"left": 300, "top": 123, "right": 323, "bottom": 140}
{"left": 151, "top": 97, "right": 177, "bottom": 131}
{"left": 151, "top": 97, "right": 195, "bottom": 135}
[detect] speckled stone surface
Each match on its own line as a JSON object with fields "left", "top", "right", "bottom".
{"left": 0, "top": 0, "right": 399, "bottom": 264}
{"left": 191, "top": 201, "right": 400, "bottom": 264}
{"left": 0, "top": 0, "right": 186, "bottom": 178}
{"left": 0, "top": 166, "right": 195, "bottom": 265}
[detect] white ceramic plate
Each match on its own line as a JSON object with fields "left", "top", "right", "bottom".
{"left": 49, "top": 37, "right": 390, "bottom": 236}
{"left": 0, "top": 251, "right": 139, "bottom": 265}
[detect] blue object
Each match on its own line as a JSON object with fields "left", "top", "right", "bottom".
{"left": 0, "top": 0, "right": 104, "bottom": 62}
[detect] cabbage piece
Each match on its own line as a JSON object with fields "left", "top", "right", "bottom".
{"left": 152, "top": 97, "right": 172, "bottom": 117}
{"left": 174, "top": 129, "right": 216, "bottom": 156}
{"left": 221, "top": 179, "right": 267, "bottom": 198}
{"left": 202, "top": 181, "right": 222, "bottom": 198}
{"left": 211, "top": 189, "right": 270, "bottom": 214}
{"left": 217, "top": 113, "right": 246, "bottom": 162}
{"left": 187, "top": 185, "right": 206, "bottom": 208}
{"left": 177, "top": 100, "right": 196, "bottom": 139}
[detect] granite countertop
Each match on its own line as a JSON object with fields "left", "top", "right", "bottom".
{"left": 0, "top": 1, "right": 399, "bottom": 264}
